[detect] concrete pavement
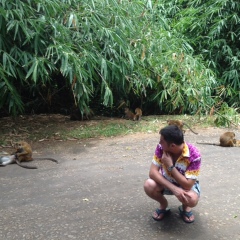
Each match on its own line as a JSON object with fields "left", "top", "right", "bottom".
{"left": 0, "top": 129, "right": 240, "bottom": 240}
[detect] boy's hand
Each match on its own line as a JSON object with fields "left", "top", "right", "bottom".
{"left": 162, "top": 151, "right": 173, "bottom": 167}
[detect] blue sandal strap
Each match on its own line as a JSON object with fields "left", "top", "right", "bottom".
{"left": 178, "top": 206, "right": 194, "bottom": 223}
{"left": 178, "top": 206, "right": 193, "bottom": 217}
{"left": 155, "top": 208, "right": 170, "bottom": 215}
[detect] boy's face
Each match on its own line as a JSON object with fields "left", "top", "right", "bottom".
{"left": 159, "top": 135, "right": 173, "bottom": 152}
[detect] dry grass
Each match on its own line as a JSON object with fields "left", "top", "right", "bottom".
{"left": 0, "top": 113, "right": 216, "bottom": 147}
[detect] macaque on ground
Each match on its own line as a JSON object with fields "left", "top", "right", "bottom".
{"left": 1, "top": 141, "right": 59, "bottom": 169}
{"left": 124, "top": 107, "right": 142, "bottom": 121}
{"left": 133, "top": 108, "right": 142, "bottom": 121}
{"left": 197, "top": 132, "right": 237, "bottom": 147}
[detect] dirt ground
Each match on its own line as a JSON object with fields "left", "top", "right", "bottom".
{"left": 0, "top": 115, "right": 240, "bottom": 240}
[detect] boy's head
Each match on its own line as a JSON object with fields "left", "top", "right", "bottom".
{"left": 159, "top": 125, "right": 184, "bottom": 145}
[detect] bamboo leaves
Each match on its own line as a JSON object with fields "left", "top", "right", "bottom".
{"left": 0, "top": 0, "right": 226, "bottom": 118}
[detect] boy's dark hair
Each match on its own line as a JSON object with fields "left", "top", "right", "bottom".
{"left": 159, "top": 125, "right": 184, "bottom": 145}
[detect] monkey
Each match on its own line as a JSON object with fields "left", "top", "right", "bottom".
{"left": 117, "top": 100, "right": 142, "bottom": 120}
{"left": 0, "top": 155, "right": 37, "bottom": 169}
{"left": 167, "top": 120, "right": 198, "bottom": 135}
{"left": 8, "top": 141, "right": 59, "bottom": 169}
{"left": 13, "top": 141, "right": 33, "bottom": 162}
{"left": 219, "top": 132, "right": 236, "bottom": 147}
{"left": 133, "top": 108, "right": 142, "bottom": 121}
{"left": 124, "top": 107, "right": 135, "bottom": 120}
{"left": 197, "top": 132, "right": 237, "bottom": 147}
{"left": 124, "top": 107, "right": 142, "bottom": 121}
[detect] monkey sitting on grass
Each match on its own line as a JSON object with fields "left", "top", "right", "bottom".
{"left": 124, "top": 107, "right": 142, "bottom": 121}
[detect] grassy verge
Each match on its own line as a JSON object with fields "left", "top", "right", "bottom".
{"left": 0, "top": 114, "right": 217, "bottom": 145}
{"left": 61, "top": 115, "right": 216, "bottom": 140}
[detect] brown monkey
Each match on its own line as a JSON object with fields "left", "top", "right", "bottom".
{"left": 167, "top": 120, "right": 198, "bottom": 135}
{"left": 197, "top": 132, "right": 237, "bottom": 147}
{"left": 11, "top": 141, "right": 58, "bottom": 169}
{"left": 124, "top": 107, "right": 135, "bottom": 120}
{"left": 14, "top": 141, "right": 33, "bottom": 162}
{"left": 219, "top": 132, "right": 236, "bottom": 147}
{"left": 133, "top": 108, "right": 142, "bottom": 121}
{"left": 0, "top": 155, "right": 37, "bottom": 169}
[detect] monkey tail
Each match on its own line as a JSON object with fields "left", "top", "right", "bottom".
{"left": 33, "top": 157, "right": 58, "bottom": 163}
{"left": 183, "top": 123, "right": 198, "bottom": 135}
{"left": 15, "top": 158, "right": 38, "bottom": 169}
{"left": 196, "top": 142, "right": 219, "bottom": 146}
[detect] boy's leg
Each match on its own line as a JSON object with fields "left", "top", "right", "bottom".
{"left": 179, "top": 190, "right": 199, "bottom": 223}
{"left": 144, "top": 179, "right": 169, "bottom": 220}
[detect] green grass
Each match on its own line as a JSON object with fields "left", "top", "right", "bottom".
{"left": 0, "top": 114, "right": 223, "bottom": 145}
{"left": 67, "top": 123, "right": 129, "bottom": 139}
{"left": 61, "top": 115, "right": 217, "bottom": 140}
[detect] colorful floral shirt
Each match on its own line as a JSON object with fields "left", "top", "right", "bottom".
{"left": 152, "top": 142, "right": 201, "bottom": 186}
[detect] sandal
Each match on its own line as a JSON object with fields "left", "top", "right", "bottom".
{"left": 178, "top": 206, "right": 195, "bottom": 223}
{"left": 152, "top": 208, "right": 170, "bottom": 221}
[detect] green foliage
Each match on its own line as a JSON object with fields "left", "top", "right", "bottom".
{"left": 0, "top": 0, "right": 220, "bottom": 117}
{"left": 172, "top": 0, "right": 240, "bottom": 107}
{"left": 214, "top": 102, "right": 239, "bottom": 127}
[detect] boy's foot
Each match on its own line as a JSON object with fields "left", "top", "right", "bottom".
{"left": 152, "top": 208, "right": 170, "bottom": 221}
{"left": 178, "top": 206, "right": 195, "bottom": 223}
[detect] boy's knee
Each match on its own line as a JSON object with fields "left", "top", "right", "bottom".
{"left": 144, "top": 178, "right": 158, "bottom": 193}
{"left": 184, "top": 191, "right": 199, "bottom": 207}
{"left": 143, "top": 179, "right": 150, "bottom": 192}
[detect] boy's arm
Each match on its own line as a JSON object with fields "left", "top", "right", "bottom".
{"left": 161, "top": 151, "right": 196, "bottom": 190}
{"left": 149, "top": 163, "right": 193, "bottom": 203}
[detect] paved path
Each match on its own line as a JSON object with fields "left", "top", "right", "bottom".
{"left": 0, "top": 129, "right": 240, "bottom": 240}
